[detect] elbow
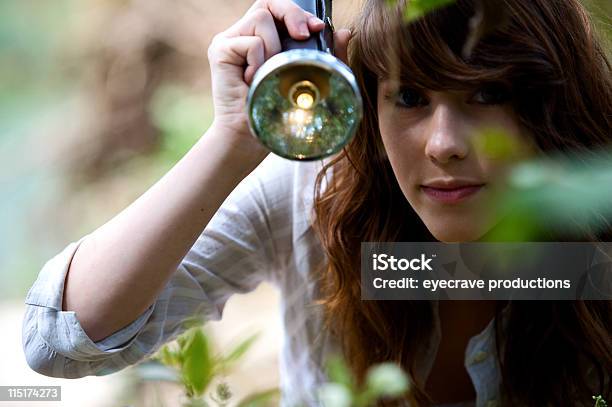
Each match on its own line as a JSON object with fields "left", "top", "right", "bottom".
{"left": 21, "top": 306, "right": 72, "bottom": 378}
{"left": 22, "top": 325, "right": 63, "bottom": 378}
{"left": 23, "top": 346, "right": 61, "bottom": 378}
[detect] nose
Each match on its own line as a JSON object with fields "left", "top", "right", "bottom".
{"left": 424, "top": 102, "right": 470, "bottom": 164}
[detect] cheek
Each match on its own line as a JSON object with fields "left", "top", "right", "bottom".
{"left": 378, "top": 117, "right": 426, "bottom": 197}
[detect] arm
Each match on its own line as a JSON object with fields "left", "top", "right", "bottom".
{"left": 61, "top": 124, "right": 266, "bottom": 342}
{"left": 22, "top": 154, "right": 290, "bottom": 377}
{"left": 60, "top": 0, "right": 327, "bottom": 343}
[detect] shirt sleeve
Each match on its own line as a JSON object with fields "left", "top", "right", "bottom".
{"left": 22, "top": 154, "right": 291, "bottom": 378}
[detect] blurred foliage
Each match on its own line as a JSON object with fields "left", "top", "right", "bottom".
{"left": 462, "top": 126, "right": 612, "bottom": 242}
{"left": 583, "top": 0, "right": 612, "bottom": 58}
{"left": 318, "top": 355, "right": 608, "bottom": 406}
{"left": 472, "top": 127, "right": 525, "bottom": 160}
{"left": 484, "top": 148, "right": 612, "bottom": 241}
{"left": 318, "top": 355, "right": 410, "bottom": 407}
{"left": 397, "top": 0, "right": 456, "bottom": 22}
{"left": 149, "top": 324, "right": 278, "bottom": 407}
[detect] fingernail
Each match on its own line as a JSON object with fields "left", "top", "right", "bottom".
{"left": 299, "top": 22, "right": 309, "bottom": 37}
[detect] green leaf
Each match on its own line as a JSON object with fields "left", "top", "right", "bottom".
{"left": 236, "top": 388, "right": 280, "bottom": 407}
{"left": 156, "top": 344, "right": 182, "bottom": 368}
{"left": 325, "top": 355, "right": 355, "bottom": 391}
{"left": 364, "top": 362, "right": 409, "bottom": 398}
{"left": 221, "top": 333, "right": 260, "bottom": 366}
{"left": 402, "top": 0, "right": 456, "bottom": 22}
{"left": 593, "top": 395, "right": 608, "bottom": 407}
{"left": 180, "top": 328, "right": 215, "bottom": 397}
{"left": 317, "top": 383, "right": 352, "bottom": 407}
{"left": 473, "top": 127, "right": 523, "bottom": 160}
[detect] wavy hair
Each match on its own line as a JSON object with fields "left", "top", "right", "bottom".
{"left": 312, "top": 0, "right": 612, "bottom": 405}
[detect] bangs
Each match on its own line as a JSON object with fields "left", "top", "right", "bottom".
{"left": 353, "top": 0, "right": 557, "bottom": 92}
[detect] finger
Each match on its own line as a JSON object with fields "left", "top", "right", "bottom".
{"left": 306, "top": 12, "right": 326, "bottom": 32}
{"left": 225, "top": 8, "right": 281, "bottom": 60}
{"left": 248, "top": 0, "right": 325, "bottom": 40}
{"left": 213, "top": 36, "right": 265, "bottom": 84}
{"left": 333, "top": 28, "right": 352, "bottom": 65}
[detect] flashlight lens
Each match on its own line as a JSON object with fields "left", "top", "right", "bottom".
{"left": 249, "top": 65, "right": 361, "bottom": 161}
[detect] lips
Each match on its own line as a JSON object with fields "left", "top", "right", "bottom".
{"left": 420, "top": 180, "right": 485, "bottom": 203}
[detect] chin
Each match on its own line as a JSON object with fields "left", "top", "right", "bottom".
{"left": 422, "top": 218, "right": 490, "bottom": 243}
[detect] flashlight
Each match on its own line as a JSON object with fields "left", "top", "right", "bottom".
{"left": 246, "top": 0, "right": 363, "bottom": 161}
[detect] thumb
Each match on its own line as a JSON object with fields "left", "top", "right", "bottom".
{"left": 333, "top": 28, "right": 352, "bottom": 65}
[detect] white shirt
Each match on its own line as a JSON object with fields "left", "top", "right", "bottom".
{"left": 22, "top": 154, "right": 503, "bottom": 407}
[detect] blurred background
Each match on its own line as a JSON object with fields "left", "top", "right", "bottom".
{"left": 0, "top": 0, "right": 609, "bottom": 406}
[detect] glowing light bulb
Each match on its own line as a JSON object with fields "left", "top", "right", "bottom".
{"left": 296, "top": 92, "right": 314, "bottom": 109}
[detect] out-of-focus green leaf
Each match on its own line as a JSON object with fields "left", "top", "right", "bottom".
{"left": 317, "top": 383, "right": 352, "bottom": 407}
{"left": 593, "top": 394, "right": 608, "bottom": 407}
{"left": 325, "top": 355, "right": 355, "bottom": 391}
{"left": 364, "top": 362, "right": 409, "bottom": 398}
{"left": 221, "top": 333, "right": 260, "bottom": 366}
{"left": 399, "top": 0, "right": 456, "bottom": 22}
{"left": 156, "top": 344, "right": 182, "bottom": 369}
{"left": 180, "top": 328, "right": 215, "bottom": 397}
{"left": 485, "top": 149, "right": 612, "bottom": 241}
{"left": 473, "top": 127, "right": 523, "bottom": 160}
{"left": 236, "top": 388, "right": 280, "bottom": 407}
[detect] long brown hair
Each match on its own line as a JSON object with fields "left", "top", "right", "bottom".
{"left": 312, "top": 0, "right": 612, "bottom": 405}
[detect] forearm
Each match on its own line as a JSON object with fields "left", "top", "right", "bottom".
{"left": 62, "top": 122, "right": 267, "bottom": 342}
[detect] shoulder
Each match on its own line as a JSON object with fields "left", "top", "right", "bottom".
{"left": 236, "top": 154, "right": 329, "bottom": 220}
{"left": 248, "top": 154, "right": 326, "bottom": 195}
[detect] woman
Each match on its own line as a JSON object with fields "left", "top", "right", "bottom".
{"left": 314, "top": 0, "right": 612, "bottom": 406}
{"left": 22, "top": 0, "right": 611, "bottom": 406}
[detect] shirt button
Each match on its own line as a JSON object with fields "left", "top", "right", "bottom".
{"left": 486, "top": 400, "right": 499, "bottom": 407}
{"left": 469, "top": 350, "right": 488, "bottom": 365}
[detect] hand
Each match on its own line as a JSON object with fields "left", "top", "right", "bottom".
{"left": 207, "top": 0, "right": 351, "bottom": 149}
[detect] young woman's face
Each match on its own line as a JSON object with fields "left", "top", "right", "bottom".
{"left": 377, "top": 80, "right": 536, "bottom": 242}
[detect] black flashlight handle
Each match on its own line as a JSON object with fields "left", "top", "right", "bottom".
{"left": 281, "top": 0, "right": 334, "bottom": 54}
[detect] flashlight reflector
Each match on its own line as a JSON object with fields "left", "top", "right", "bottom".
{"left": 247, "top": 49, "right": 362, "bottom": 161}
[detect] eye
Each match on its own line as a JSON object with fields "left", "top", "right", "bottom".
{"left": 395, "top": 87, "right": 428, "bottom": 108}
{"left": 470, "top": 83, "right": 512, "bottom": 105}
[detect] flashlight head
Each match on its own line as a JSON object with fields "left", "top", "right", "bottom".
{"left": 247, "top": 49, "right": 362, "bottom": 161}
